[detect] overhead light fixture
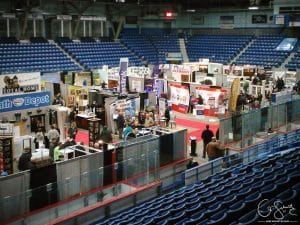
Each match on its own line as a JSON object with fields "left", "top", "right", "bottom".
{"left": 186, "top": 9, "right": 196, "bottom": 12}
{"left": 248, "top": 6, "right": 259, "bottom": 10}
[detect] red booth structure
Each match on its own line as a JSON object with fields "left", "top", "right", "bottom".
{"left": 195, "top": 86, "right": 227, "bottom": 117}
{"left": 169, "top": 83, "right": 190, "bottom": 114}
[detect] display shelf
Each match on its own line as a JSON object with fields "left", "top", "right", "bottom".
{"left": 88, "top": 118, "right": 101, "bottom": 147}
{"left": 0, "top": 136, "right": 14, "bottom": 174}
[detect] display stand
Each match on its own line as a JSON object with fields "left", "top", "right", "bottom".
{"left": 88, "top": 118, "right": 101, "bottom": 147}
{"left": 0, "top": 136, "right": 14, "bottom": 174}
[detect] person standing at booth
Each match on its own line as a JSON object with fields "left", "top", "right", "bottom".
{"left": 68, "top": 122, "right": 78, "bottom": 139}
{"left": 116, "top": 111, "right": 125, "bottom": 139}
{"left": 201, "top": 125, "right": 214, "bottom": 159}
{"left": 164, "top": 107, "right": 170, "bottom": 127}
{"left": 18, "top": 148, "right": 35, "bottom": 171}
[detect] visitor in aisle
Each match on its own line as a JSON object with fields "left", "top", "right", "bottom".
{"left": 68, "top": 121, "right": 78, "bottom": 139}
{"left": 201, "top": 125, "right": 214, "bottom": 159}
{"left": 144, "top": 113, "right": 154, "bottom": 127}
{"left": 164, "top": 107, "right": 170, "bottom": 127}
{"left": 53, "top": 143, "right": 63, "bottom": 161}
{"left": 18, "top": 148, "right": 35, "bottom": 171}
{"left": 116, "top": 111, "right": 125, "bottom": 139}
{"left": 47, "top": 125, "right": 60, "bottom": 143}
{"left": 188, "top": 92, "right": 195, "bottom": 113}
{"left": 98, "top": 126, "right": 113, "bottom": 143}
{"left": 206, "top": 137, "right": 224, "bottom": 161}
{"left": 34, "top": 128, "right": 45, "bottom": 149}
{"left": 123, "top": 122, "right": 135, "bottom": 140}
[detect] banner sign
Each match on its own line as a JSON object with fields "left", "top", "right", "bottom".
{"left": 223, "top": 65, "right": 243, "bottom": 76}
{"left": 0, "top": 91, "right": 51, "bottom": 113}
{"left": 195, "top": 86, "right": 227, "bottom": 109}
{"left": 127, "top": 66, "right": 150, "bottom": 78}
{"left": 119, "top": 58, "right": 128, "bottom": 93}
{"left": 228, "top": 78, "right": 240, "bottom": 112}
{"left": 159, "top": 98, "right": 166, "bottom": 116}
{"left": 1, "top": 72, "right": 40, "bottom": 95}
{"left": 115, "top": 98, "right": 136, "bottom": 117}
{"left": 165, "top": 52, "right": 182, "bottom": 61}
{"left": 170, "top": 83, "right": 189, "bottom": 113}
{"left": 271, "top": 90, "right": 292, "bottom": 104}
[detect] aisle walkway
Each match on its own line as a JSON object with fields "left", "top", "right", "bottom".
{"left": 74, "top": 112, "right": 219, "bottom": 164}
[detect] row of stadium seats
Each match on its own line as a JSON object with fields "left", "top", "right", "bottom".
{"left": 92, "top": 147, "right": 300, "bottom": 225}
{"left": 59, "top": 41, "right": 144, "bottom": 69}
{"left": 186, "top": 35, "right": 252, "bottom": 64}
{"left": 0, "top": 42, "right": 81, "bottom": 74}
{"left": 285, "top": 51, "right": 300, "bottom": 70}
{"left": 235, "top": 36, "right": 291, "bottom": 68}
{"left": 121, "top": 29, "right": 180, "bottom": 64}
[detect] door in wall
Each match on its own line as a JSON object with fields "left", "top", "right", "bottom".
{"left": 30, "top": 114, "right": 46, "bottom": 133}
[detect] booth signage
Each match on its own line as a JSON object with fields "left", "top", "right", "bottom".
{"left": 170, "top": 83, "right": 189, "bottom": 113}
{"left": 0, "top": 91, "right": 51, "bottom": 113}
{"left": 166, "top": 52, "right": 182, "bottom": 61}
{"left": 1, "top": 72, "right": 41, "bottom": 95}
{"left": 127, "top": 67, "right": 150, "bottom": 78}
{"left": 195, "top": 86, "right": 227, "bottom": 109}
{"left": 119, "top": 58, "right": 128, "bottom": 93}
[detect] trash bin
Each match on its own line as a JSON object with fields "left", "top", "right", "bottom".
{"left": 190, "top": 136, "right": 197, "bottom": 156}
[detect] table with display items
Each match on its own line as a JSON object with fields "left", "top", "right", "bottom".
{"left": 76, "top": 113, "right": 97, "bottom": 129}
{"left": 31, "top": 148, "right": 76, "bottom": 164}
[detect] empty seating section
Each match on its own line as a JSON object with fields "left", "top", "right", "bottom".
{"left": 80, "top": 37, "right": 96, "bottom": 42}
{"left": 285, "top": 41, "right": 300, "bottom": 70}
{"left": 0, "top": 43, "right": 81, "bottom": 74}
{"left": 235, "top": 36, "right": 290, "bottom": 68}
{"left": 149, "top": 34, "right": 180, "bottom": 64}
{"left": 121, "top": 29, "right": 180, "bottom": 64}
{"left": 186, "top": 35, "right": 251, "bottom": 64}
{"left": 286, "top": 51, "right": 300, "bottom": 70}
{"left": 29, "top": 37, "right": 48, "bottom": 43}
{"left": 0, "top": 36, "right": 19, "bottom": 44}
{"left": 60, "top": 42, "right": 143, "bottom": 69}
{"left": 93, "top": 148, "right": 300, "bottom": 225}
{"left": 121, "top": 31, "right": 159, "bottom": 64}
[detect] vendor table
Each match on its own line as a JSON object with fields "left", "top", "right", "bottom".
{"left": 76, "top": 113, "right": 95, "bottom": 129}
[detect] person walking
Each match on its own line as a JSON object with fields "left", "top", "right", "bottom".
{"left": 201, "top": 124, "right": 214, "bottom": 159}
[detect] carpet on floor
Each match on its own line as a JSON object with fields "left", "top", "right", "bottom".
{"left": 74, "top": 117, "right": 219, "bottom": 146}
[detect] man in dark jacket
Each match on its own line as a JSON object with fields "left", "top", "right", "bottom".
{"left": 98, "top": 126, "right": 113, "bottom": 143}
{"left": 18, "top": 148, "right": 35, "bottom": 171}
{"left": 201, "top": 124, "right": 214, "bottom": 159}
{"left": 116, "top": 112, "right": 125, "bottom": 139}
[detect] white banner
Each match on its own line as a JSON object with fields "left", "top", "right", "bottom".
{"left": 170, "top": 83, "right": 189, "bottom": 106}
{"left": 0, "top": 72, "right": 41, "bottom": 96}
{"left": 195, "top": 86, "right": 227, "bottom": 108}
{"left": 127, "top": 66, "right": 150, "bottom": 78}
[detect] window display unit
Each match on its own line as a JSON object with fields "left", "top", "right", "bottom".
{"left": 0, "top": 137, "right": 13, "bottom": 174}
{"left": 88, "top": 118, "right": 101, "bottom": 147}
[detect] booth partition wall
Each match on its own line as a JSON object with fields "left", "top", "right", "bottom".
{"left": 0, "top": 135, "right": 160, "bottom": 223}
{"left": 219, "top": 97, "right": 300, "bottom": 149}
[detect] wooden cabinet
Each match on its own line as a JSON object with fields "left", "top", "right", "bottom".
{"left": 0, "top": 137, "right": 13, "bottom": 174}
{"left": 88, "top": 118, "right": 101, "bottom": 147}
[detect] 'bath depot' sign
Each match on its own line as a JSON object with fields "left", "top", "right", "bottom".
{"left": 0, "top": 91, "right": 50, "bottom": 113}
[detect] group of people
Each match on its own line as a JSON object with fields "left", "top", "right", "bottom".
{"left": 18, "top": 121, "right": 79, "bottom": 171}
{"left": 201, "top": 125, "right": 223, "bottom": 161}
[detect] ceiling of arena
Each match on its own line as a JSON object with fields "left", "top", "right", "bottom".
{"left": 11, "top": 0, "right": 274, "bottom": 11}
